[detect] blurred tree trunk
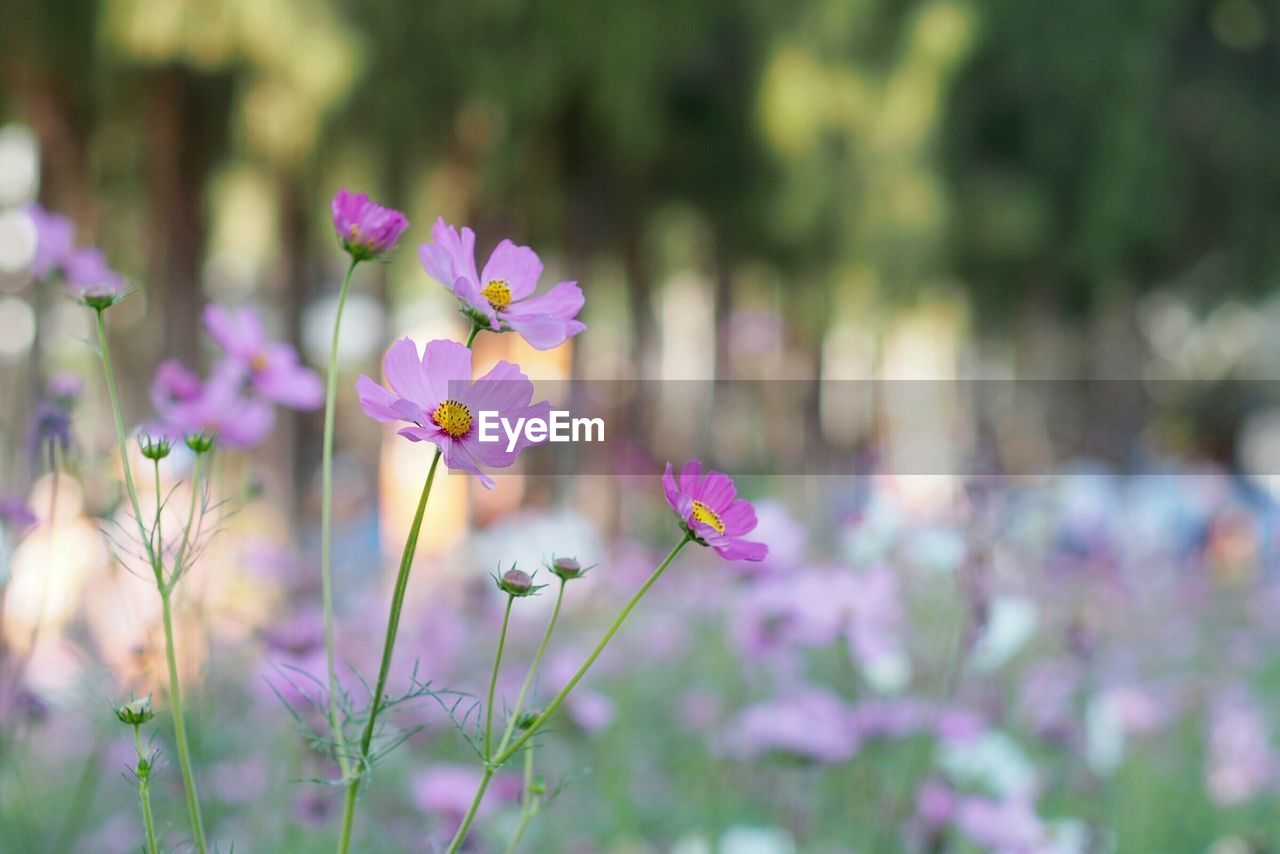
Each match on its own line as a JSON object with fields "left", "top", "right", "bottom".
{"left": 143, "top": 65, "right": 228, "bottom": 365}
{"left": 280, "top": 176, "right": 312, "bottom": 530}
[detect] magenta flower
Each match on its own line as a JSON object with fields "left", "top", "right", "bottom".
{"left": 419, "top": 217, "right": 586, "bottom": 350}
{"left": 152, "top": 361, "right": 275, "bottom": 450}
{"left": 63, "top": 247, "right": 127, "bottom": 307}
{"left": 663, "top": 460, "right": 767, "bottom": 561}
{"left": 0, "top": 494, "right": 37, "bottom": 534}
{"left": 331, "top": 189, "right": 409, "bottom": 261}
{"left": 356, "top": 338, "right": 551, "bottom": 488}
{"left": 203, "top": 304, "right": 323, "bottom": 409}
{"left": 26, "top": 204, "right": 75, "bottom": 280}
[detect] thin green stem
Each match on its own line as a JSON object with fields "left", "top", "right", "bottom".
{"left": 151, "top": 459, "right": 163, "bottom": 564}
{"left": 486, "top": 596, "right": 516, "bottom": 760}
{"left": 448, "top": 535, "right": 692, "bottom": 853}
{"left": 94, "top": 309, "right": 151, "bottom": 564}
{"left": 502, "top": 748, "right": 538, "bottom": 854}
{"left": 494, "top": 534, "right": 692, "bottom": 767}
{"left": 446, "top": 767, "right": 494, "bottom": 854}
{"left": 495, "top": 580, "right": 566, "bottom": 759}
{"left": 160, "top": 588, "right": 207, "bottom": 853}
{"left": 134, "top": 727, "right": 159, "bottom": 854}
{"left": 96, "top": 307, "right": 206, "bottom": 851}
{"left": 337, "top": 449, "right": 442, "bottom": 854}
{"left": 464, "top": 323, "right": 482, "bottom": 348}
{"left": 321, "top": 257, "right": 360, "bottom": 780}
{"left": 171, "top": 453, "right": 204, "bottom": 586}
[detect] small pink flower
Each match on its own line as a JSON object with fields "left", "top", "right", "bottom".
{"left": 331, "top": 189, "right": 409, "bottom": 261}
{"left": 152, "top": 361, "right": 276, "bottom": 450}
{"left": 662, "top": 460, "right": 767, "bottom": 561}
{"left": 63, "top": 247, "right": 127, "bottom": 307}
{"left": 419, "top": 217, "right": 586, "bottom": 350}
{"left": 26, "top": 204, "right": 75, "bottom": 281}
{"left": 203, "top": 304, "right": 323, "bottom": 409}
{"left": 356, "top": 338, "right": 551, "bottom": 488}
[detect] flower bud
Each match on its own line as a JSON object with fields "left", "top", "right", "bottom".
{"left": 530, "top": 774, "right": 547, "bottom": 796}
{"left": 139, "top": 435, "right": 172, "bottom": 461}
{"left": 115, "top": 696, "right": 156, "bottom": 726}
{"left": 498, "top": 568, "right": 535, "bottom": 597}
{"left": 550, "top": 556, "right": 588, "bottom": 581}
{"left": 185, "top": 432, "right": 216, "bottom": 454}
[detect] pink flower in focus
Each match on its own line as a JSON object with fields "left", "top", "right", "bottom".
{"left": 663, "top": 460, "right": 767, "bottom": 561}
{"left": 26, "top": 204, "right": 75, "bottom": 280}
{"left": 419, "top": 218, "right": 586, "bottom": 350}
{"left": 356, "top": 338, "right": 551, "bottom": 489}
{"left": 331, "top": 189, "right": 409, "bottom": 261}
{"left": 203, "top": 304, "right": 323, "bottom": 409}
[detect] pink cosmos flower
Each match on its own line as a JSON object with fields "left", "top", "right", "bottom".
{"left": 721, "top": 686, "right": 859, "bottom": 762}
{"left": 26, "top": 204, "right": 75, "bottom": 280}
{"left": 419, "top": 217, "right": 586, "bottom": 350}
{"left": 356, "top": 338, "right": 551, "bottom": 488}
{"left": 152, "top": 361, "right": 275, "bottom": 450}
{"left": 203, "top": 304, "right": 323, "bottom": 409}
{"left": 63, "top": 247, "right": 127, "bottom": 307}
{"left": 331, "top": 189, "right": 409, "bottom": 261}
{"left": 662, "top": 460, "right": 767, "bottom": 561}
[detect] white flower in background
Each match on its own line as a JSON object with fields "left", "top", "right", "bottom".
{"left": 970, "top": 596, "right": 1038, "bottom": 671}
{"left": 938, "top": 730, "right": 1037, "bottom": 799}
{"left": 1086, "top": 692, "right": 1126, "bottom": 775}
{"left": 719, "top": 825, "right": 796, "bottom": 854}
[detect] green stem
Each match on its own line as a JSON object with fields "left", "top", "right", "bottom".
{"left": 160, "top": 588, "right": 207, "bottom": 853}
{"left": 321, "top": 257, "right": 360, "bottom": 780}
{"left": 171, "top": 453, "right": 204, "bottom": 584}
{"left": 494, "top": 580, "right": 566, "bottom": 759}
{"left": 502, "top": 748, "right": 538, "bottom": 854}
{"left": 486, "top": 596, "right": 516, "bottom": 760}
{"left": 449, "top": 535, "right": 692, "bottom": 853}
{"left": 464, "top": 323, "right": 482, "bottom": 348}
{"left": 494, "top": 534, "right": 692, "bottom": 767}
{"left": 93, "top": 309, "right": 151, "bottom": 562}
{"left": 151, "top": 458, "right": 163, "bottom": 564}
{"left": 96, "top": 307, "right": 206, "bottom": 851}
{"left": 337, "top": 449, "right": 442, "bottom": 854}
{"left": 134, "top": 727, "right": 159, "bottom": 854}
{"left": 445, "top": 767, "right": 494, "bottom": 854}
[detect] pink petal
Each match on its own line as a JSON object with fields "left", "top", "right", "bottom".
{"left": 382, "top": 338, "right": 435, "bottom": 410}
{"left": 678, "top": 460, "right": 704, "bottom": 495}
{"left": 662, "top": 462, "right": 683, "bottom": 511}
{"left": 698, "top": 471, "right": 737, "bottom": 510}
{"left": 711, "top": 537, "right": 768, "bottom": 562}
{"left": 718, "top": 499, "right": 759, "bottom": 537}
{"left": 355, "top": 375, "right": 403, "bottom": 422}
{"left": 500, "top": 313, "right": 581, "bottom": 350}
{"left": 480, "top": 240, "right": 542, "bottom": 300}
{"left": 508, "top": 281, "right": 583, "bottom": 320}
{"left": 420, "top": 339, "right": 473, "bottom": 404}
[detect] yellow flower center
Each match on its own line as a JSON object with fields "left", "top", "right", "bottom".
{"left": 432, "top": 399, "right": 473, "bottom": 438}
{"left": 349, "top": 223, "right": 361, "bottom": 239}
{"left": 251, "top": 352, "right": 268, "bottom": 373}
{"left": 482, "top": 279, "right": 513, "bottom": 310}
{"left": 691, "top": 500, "right": 725, "bottom": 534}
